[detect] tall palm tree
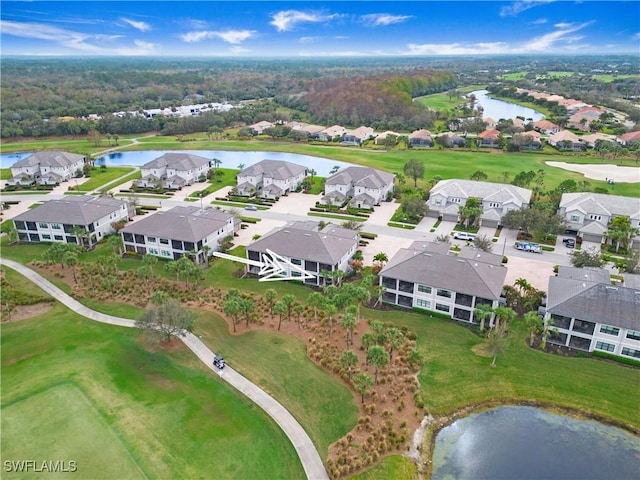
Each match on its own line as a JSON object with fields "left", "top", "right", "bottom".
{"left": 474, "top": 303, "right": 494, "bottom": 332}
{"left": 494, "top": 306, "right": 516, "bottom": 329}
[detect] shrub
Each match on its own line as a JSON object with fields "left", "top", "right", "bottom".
{"left": 592, "top": 350, "right": 640, "bottom": 367}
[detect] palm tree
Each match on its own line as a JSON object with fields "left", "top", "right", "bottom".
{"left": 494, "top": 305, "right": 516, "bottom": 329}
{"left": 373, "top": 252, "right": 389, "bottom": 265}
{"left": 340, "top": 311, "right": 356, "bottom": 346}
{"left": 340, "top": 350, "right": 359, "bottom": 383}
{"left": 263, "top": 288, "right": 278, "bottom": 317}
{"left": 367, "top": 345, "right": 389, "bottom": 384}
{"left": 223, "top": 296, "right": 242, "bottom": 333}
{"left": 524, "top": 311, "right": 543, "bottom": 346}
{"left": 72, "top": 226, "right": 90, "bottom": 250}
{"left": 273, "top": 301, "right": 287, "bottom": 331}
{"left": 63, "top": 250, "right": 79, "bottom": 283}
{"left": 109, "top": 235, "right": 124, "bottom": 256}
{"left": 307, "top": 292, "right": 325, "bottom": 322}
{"left": 385, "top": 328, "right": 404, "bottom": 362}
{"left": 281, "top": 294, "right": 296, "bottom": 322}
{"left": 486, "top": 321, "right": 508, "bottom": 367}
{"left": 353, "top": 372, "right": 374, "bottom": 404}
{"left": 474, "top": 303, "right": 494, "bottom": 332}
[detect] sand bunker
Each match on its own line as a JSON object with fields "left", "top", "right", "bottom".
{"left": 546, "top": 162, "right": 640, "bottom": 183}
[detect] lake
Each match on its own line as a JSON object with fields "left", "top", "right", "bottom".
{"left": 471, "top": 89, "right": 545, "bottom": 122}
{"left": 432, "top": 405, "right": 640, "bottom": 480}
{"left": 0, "top": 150, "right": 353, "bottom": 177}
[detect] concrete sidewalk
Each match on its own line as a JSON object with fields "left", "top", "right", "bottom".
{"left": 0, "top": 258, "right": 328, "bottom": 480}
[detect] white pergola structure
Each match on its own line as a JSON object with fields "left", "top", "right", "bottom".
{"left": 212, "top": 249, "right": 317, "bottom": 282}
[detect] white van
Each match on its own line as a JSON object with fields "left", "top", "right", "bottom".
{"left": 453, "top": 232, "right": 476, "bottom": 241}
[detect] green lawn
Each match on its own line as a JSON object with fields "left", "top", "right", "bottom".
{"left": 189, "top": 168, "right": 239, "bottom": 197}
{"left": 364, "top": 307, "right": 640, "bottom": 430}
{"left": 195, "top": 311, "right": 358, "bottom": 459}
{"left": 71, "top": 167, "right": 136, "bottom": 191}
{"left": 1, "top": 303, "right": 305, "bottom": 479}
{"left": 0, "top": 135, "right": 143, "bottom": 156}
{"left": 350, "top": 455, "right": 417, "bottom": 480}
{"left": 591, "top": 74, "right": 639, "bottom": 83}
{"left": 1, "top": 168, "right": 11, "bottom": 180}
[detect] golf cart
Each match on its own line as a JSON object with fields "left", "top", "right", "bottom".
{"left": 213, "top": 355, "right": 226, "bottom": 369}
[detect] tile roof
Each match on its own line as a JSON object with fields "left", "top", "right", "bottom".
{"left": 560, "top": 193, "right": 640, "bottom": 219}
{"left": 142, "top": 152, "right": 209, "bottom": 171}
{"left": 430, "top": 179, "right": 531, "bottom": 205}
{"left": 238, "top": 159, "right": 307, "bottom": 180}
{"left": 380, "top": 243, "right": 507, "bottom": 300}
{"left": 325, "top": 166, "right": 395, "bottom": 189}
{"left": 13, "top": 195, "right": 126, "bottom": 225}
{"left": 247, "top": 221, "right": 358, "bottom": 265}
{"left": 12, "top": 151, "right": 85, "bottom": 169}
{"left": 121, "top": 206, "right": 233, "bottom": 243}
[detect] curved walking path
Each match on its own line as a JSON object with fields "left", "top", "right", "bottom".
{"left": 0, "top": 258, "right": 328, "bottom": 480}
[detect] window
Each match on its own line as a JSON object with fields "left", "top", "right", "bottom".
{"left": 417, "top": 285, "right": 432, "bottom": 294}
{"left": 147, "top": 236, "right": 157, "bottom": 243}
{"left": 599, "top": 325, "right": 620, "bottom": 336}
{"left": 570, "top": 214, "right": 580, "bottom": 222}
{"left": 291, "top": 258, "right": 302, "bottom": 265}
{"left": 621, "top": 347, "right": 640, "bottom": 359}
{"left": 572, "top": 319, "right": 595, "bottom": 335}
{"left": 434, "top": 198, "right": 442, "bottom": 205}
{"left": 42, "top": 234, "right": 51, "bottom": 240}
{"left": 416, "top": 299, "right": 431, "bottom": 309}
{"left": 595, "top": 341, "right": 615, "bottom": 352}
{"left": 436, "top": 289, "right": 452, "bottom": 298}
{"left": 51, "top": 223, "right": 61, "bottom": 229}
{"left": 54, "top": 235, "right": 63, "bottom": 241}
{"left": 435, "top": 303, "right": 450, "bottom": 313}
{"left": 160, "top": 238, "right": 169, "bottom": 245}
{"left": 589, "top": 214, "right": 602, "bottom": 221}
{"left": 626, "top": 330, "right": 640, "bottom": 341}
{"left": 38, "top": 222, "right": 48, "bottom": 228}
{"left": 291, "top": 271, "right": 302, "bottom": 277}
{"left": 148, "top": 248, "right": 159, "bottom": 255}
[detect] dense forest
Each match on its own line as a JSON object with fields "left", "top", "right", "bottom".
{"left": 1, "top": 55, "right": 637, "bottom": 139}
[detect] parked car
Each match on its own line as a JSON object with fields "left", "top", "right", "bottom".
{"left": 244, "top": 205, "right": 258, "bottom": 211}
{"left": 563, "top": 238, "right": 576, "bottom": 248}
{"left": 453, "top": 232, "right": 476, "bottom": 241}
{"left": 213, "top": 355, "right": 226, "bottom": 369}
{"left": 514, "top": 241, "right": 542, "bottom": 253}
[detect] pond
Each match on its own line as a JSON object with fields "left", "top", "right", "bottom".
{"left": 432, "top": 406, "right": 640, "bottom": 480}
{"left": 471, "top": 90, "right": 545, "bottom": 122}
{"left": 0, "top": 150, "right": 353, "bottom": 177}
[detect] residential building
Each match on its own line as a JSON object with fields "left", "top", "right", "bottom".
{"left": 476, "top": 129, "right": 502, "bottom": 148}
{"left": 533, "top": 120, "right": 561, "bottom": 135}
{"left": 374, "top": 131, "right": 401, "bottom": 146}
{"left": 558, "top": 192, "right": 640, "bottom": 244}
{"left": 435, "top": 132, "right": 466, "bottom": 148}
{"left": 12, "top": 195, "right": 132, "bottom": 247}
{"left": 120, "top": 206, "right": 235, "bottom": 264}
{"left": 543, "top": 266, "right": 640, "bottom": 360}
{"left": 249, "top": 120, "right": 274, "bottom": 135}
{"left": 138, "top": 152, "right": 210, "bottom": 189}
{"left": 579, "top": 133, "right": 616, "bottom": 149}
{"left": 314, "top": 125, "right": 347, "bottom": 142}
{"left": 379, "top": 241, "right": 506, "bottom": 324}
{"left": 427, "top": 179, "right": 532, "bottom": 228}
{"left": 7, "top": 151, "right": 86, "bottom": 186}
{"left": 547, "top": 130, "right": 586, "bottom": 151}
{"left": 617, "top": 131, "right": 640, "bottom": 146}
{"left": 235, "top": 159, "right": 308, "bottom": 199}
{"left": 342, "top": 126, "right": 374, "bottom": 145}
{"left": 516, "top": 130, "right": 543, "bottom": 150}
{"left": 245, "top": 221, "right": 359, "bottom": 286}
{"left": 408, "top": 129, "right": 433, "bottom": 148}
{"left": 322, "top": 166, "right": 395, "bottom": 209}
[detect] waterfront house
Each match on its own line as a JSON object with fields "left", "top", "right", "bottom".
{"left": 7, "top": 151, "right": 85, "bottom": 186}
{"left": 235, "top": 159, "right": 308, "bottom": 199}
{"left": 323, "top": 166, "right": 395, "bottom": 209}
{"left": 138, "top": 152, "right": 210, "bottom": 189}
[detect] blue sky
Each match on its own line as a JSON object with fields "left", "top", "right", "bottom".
{"left": 1, "top": 1, "right": 638, "bottom": 56}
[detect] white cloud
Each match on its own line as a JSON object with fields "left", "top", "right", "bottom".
{"left": 520, "top": 21, "right": 593, "bottom": 51}
{"left": 270, "top": 10, "right": 338, "bottom": 32}
{"left": 0, "top": 20, "right": 156, "bottom": 55}
{"left": 632, "top": 32, "right": 640, "bottom": 40}
{"left": 500, "top": 0, "right": 556, "bottom": 17}
{"left": 404, "top": 21, "right": 593, "bottom": 55}
{"left": 120, "top": 17, "right": 151, "bottom": 32}
{"left": 530, "top": 18, "right": 548, "bottom": 25}
{"left": 181, "top": 29, "right": 256, "bottom": 44}
{"left": 360, "top": 13, "right": 413, "bottom": 27}
{"left": 299, "top": 36, "right": 319, "bottom": 44}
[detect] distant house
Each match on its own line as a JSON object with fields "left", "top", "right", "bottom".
{"left": 579, "top": 133, "right": 616, "bottom": 149}
{"left": 7, "top": 151, "right": 85, "bottom": 186}
{"left": 533, "top": 120, "right": 561, "bottom": 135}
{"left": 427, "top": 179, "right": 532, "bottom": 228}
{"left": 374, "top": 131, "right": 401, "bottom": 146}
{"left": 617, "top": 131, "right": 640, "bottom": 146}
{"left": 547, "top": 130, "right": 585, "bottom": 151}
{"left": 290, "top": 123, "right": 325, "bottom": 137}
{"left": 543, "top": 266, "right": 640, "bottom": 359}
{"left": 408, "top": 129, "right": 433, "bottom": 148}
{"left": 322, "top": 166, "right": 395, "bottom": 209}
{"left": 342, "top": 126, "right": 374, "bottom": 145}
{"left": 379, "top": 241, "right": 506, "bottom": 324}
{"left": 515, "top": 130, "right": 543, "bottom": 150}
{"left": 558, "top": 192, "right": 640, "bottom": 245}
{"left": 249, "top": 120, "right": 274, "bottom": 135}
{"left": 121, "top": 206, "right": 235, "bottom": 264}
{"left": 314, "top": 125, "right": 347, "bottom": 142}
{"left": 435, "top": 132, "right": 466, "bottom": 148}
{"left": 138, "top": 153, "right": 210, "bottom": 189}
{"left": 476, "top": 129, "right": 502, "bottom": 148}
{"left": 482, "top": 118, "right": 497, "bottom": 129}
{"left": 12, "top": 195, "right": 132, "bottom": 247}
{"left": 245, "top": 221, "right": 359, "bottom": 286}
{"left": 235, "top": 159, "right": 308, "bottom": 199}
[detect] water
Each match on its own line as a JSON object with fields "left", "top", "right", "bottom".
{"left": 0, "top": 150, "right": 353, "bottom": 177}
{"left": 432, "top": 406, "right": 640, "bottom": 480}
{"left": 471, "top": 90, "right": 545, "bottom": 122}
